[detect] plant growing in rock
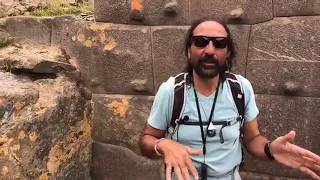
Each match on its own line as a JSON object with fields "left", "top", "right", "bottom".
{"left": 31, "top": 0, "right": 94, "bottom": 16}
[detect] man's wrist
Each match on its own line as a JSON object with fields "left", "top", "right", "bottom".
{"left": 264, "top": 141, "right": 275, "bottom": 161}
{"left": 154, "top": 138, "right": 166, "bottom": 156}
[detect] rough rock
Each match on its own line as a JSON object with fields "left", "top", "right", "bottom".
{"left": 91, "top": 142, "right": 162, "bottom": 180}
{"left": 5, "top": 17, "right": 52, "bottom": 45}
{"left": 0, "top": 44, "right": 79, "bottom": 79}
{"left": 0, "top": 72, "right": 91, "bottom": 179}
{"left": 241, "top": 94, "right": 320, "bottom": 178}
{"left": 92, "top": 94, "right": 153, "bottom": 155}
{"left": 274, "top": 0, "right": 320, "bottom": 17}
{"left": 240, "top": 171, "right": 310, "bottom": 180}
{"left": 189, "top": 0, "right": 273, "bottom": 24}
{"left": 94, "top": 0, "right": 189, "bottom": 25}
{"left": 52, "top": 16, "right": 154, "bottom": 95}
{"left": 247, "top": 16, "right": 320, "bottom": 97}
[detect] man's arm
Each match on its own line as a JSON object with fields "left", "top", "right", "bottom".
{"left": 242, "top": 118, "right": 273, "bottom": 160}
{"left": 139, "top": 124, "right": 166, "bottom": 159}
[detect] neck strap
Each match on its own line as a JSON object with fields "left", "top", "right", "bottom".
{"left": 193, "top": 80, "right": 220, "bottom": 155}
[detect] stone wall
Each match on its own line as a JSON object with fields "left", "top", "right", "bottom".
{"left": 0, "top": 0, "right": 319, "bottom": 179}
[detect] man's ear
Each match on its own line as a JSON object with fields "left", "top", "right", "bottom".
{"left": 188, "top": 48, "right": 191, "bottom": 58}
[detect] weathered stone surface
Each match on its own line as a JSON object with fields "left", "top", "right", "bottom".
{"left": 94, "top": 0, "right": 189, "bottom": 25}
{"left": 274, "top": 0, "right": 320, "bottom": 17}
{"left": 92, "top": 94, "right": 153, "bottom": 155}
{"left": 190, "top": 0, "right": 273, "bottom": 24}
{"left": 152, "top": 25, "right": 250, "bottom": 90}
{"left": 52, "top": 16, "right": 154, "bottom": 95}
{"left": 240, "top": 171, "right": 310, "bottom": 180}
{"left": 247, "top": 16, "right": 320, "bottom": 97}
{"left": 241, "top": 94, "right": 320, "bottom": 178}
{"left": 0, "top": 72, "right": 38, "bottom": 111}
{"left": 91, "top": 142, "right": 162, "bottom": 180}
{"left": 5, "top": 17, "right": 52, "bottom": 45}
{"left": 247, "top": 61, "right": 320, "bottom": 97}
{"left": 0, "top": 72, "right": 91, "bottom": 180}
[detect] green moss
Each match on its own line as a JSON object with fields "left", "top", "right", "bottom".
{"left": 0, "top": 36, "right": 13, "bottom": 48}
{"left": 31, "top": 0, "right": 94, "bottom": 16}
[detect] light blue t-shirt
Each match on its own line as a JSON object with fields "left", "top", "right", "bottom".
{"left": 148, "top": 73, "right": 259, "bottom": 180}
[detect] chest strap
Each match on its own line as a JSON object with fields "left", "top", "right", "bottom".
{"left": 177, "top": 116, "right": 242, "bottom": 144}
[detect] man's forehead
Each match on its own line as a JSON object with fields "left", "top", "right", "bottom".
{"left": 193, "top": 21, "right": 228, "bottom": 37}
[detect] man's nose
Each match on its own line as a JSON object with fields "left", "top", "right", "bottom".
{"left": 204, "top": 41, "right": 216, "bottom": 55}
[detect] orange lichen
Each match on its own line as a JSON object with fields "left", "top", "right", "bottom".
{"left": 29, "top": 132, "right": 38, "bottom": 142}
{"left": 18, "top": 131, "right": 26, "bottom": 139}
{"left": 0, "top": 97, "right": 6, "bottom": 104}
{"left": 38, "top": 173, "right": 49, "bottom": 180}
{"left": 77, "top": 33, "right": 86, "bottom": 42}
{"left": 2, "top": 166, "right": 8, "bottom": 175}
{"left": 107, "top": 99, "right": 129, "bottom": 118}
{"left": 46, "top": 119, "right": 91, "bottom": 174}
{"left": 103, "top": 39, "right": 117, "bottom": 51}
{"left": 83, "top": 40, "right": 93, "bottom": 47}
{"left": 131, "top": 0, "right": 143, "bottom": 11}
{"left": 98, "top": 31, "right": 106, "bottom": 44}
{"left": 14, "top": 101, "right": 25, "bottom": 110}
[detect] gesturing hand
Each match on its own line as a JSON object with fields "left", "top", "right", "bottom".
{"left": 270, "top": 131, "right": 320, "bottom": 179}
{"left": 157, "top": 139, "right": 201, "bottom": 180}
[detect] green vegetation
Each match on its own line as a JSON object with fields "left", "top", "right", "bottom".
{"left": 32, "top": 0, "right": 94, "bottom": 16}
{"left": 0, "top": 35, "right": 13, "bottom": 48}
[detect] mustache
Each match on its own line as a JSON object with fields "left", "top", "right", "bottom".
{"left": 199, "top": 55, "right": 219, "bottom": 65}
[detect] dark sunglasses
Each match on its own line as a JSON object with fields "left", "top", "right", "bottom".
{"left": 192, "top": 36, "right": 228, "bottom": 49}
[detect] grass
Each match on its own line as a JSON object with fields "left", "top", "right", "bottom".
{"left": 31, "top": 0, "right": 94, "bottom": 16}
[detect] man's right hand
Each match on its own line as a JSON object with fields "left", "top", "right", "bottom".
{"left": 157, "top": 139, "right": 201, "bottom": 180}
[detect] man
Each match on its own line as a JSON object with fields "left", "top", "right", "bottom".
{"left": 139, "top": 18, "right": 320, "bottom": 180}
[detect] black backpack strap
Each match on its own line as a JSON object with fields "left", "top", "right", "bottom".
{"left": 224, "top": 72, "right": 246, "bottom": 166}
{"left": 167, "top": 73, "right": 188, "bottom": 139}
{"left": 224, "top": 73, "right": 245, "bottom": 126}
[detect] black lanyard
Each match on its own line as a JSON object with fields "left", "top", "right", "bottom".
{"left": 193, "top": 81, "right": 220, "bottom": 155}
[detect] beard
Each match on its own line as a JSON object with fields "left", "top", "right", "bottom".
{"left": 189, "top": 55, "right": 225, "bottom": 79}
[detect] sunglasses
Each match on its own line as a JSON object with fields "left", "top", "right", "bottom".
{"left": 192, "top": 36, "right": 228, "bottom": 49}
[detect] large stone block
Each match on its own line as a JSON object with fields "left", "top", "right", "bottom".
{"left": 190, "top": 0, "right": 273, "bottom": 25}
{"left": 242, "top": 94, "right": 320, "bottom": 178}
{"left": 91, "top": 142, "right": 162, "bottom": 180}
{"left": 152, "top": 25, "right": 251, "bottom": 90}
{"left": 52, "top": 16, "right": 154, "bottom": 95}
{"left": 247, "top": 16, "right": 320, "bottom": 97}
{"left": 240, "top": 171, "right": 309, "bottom": 180}
{"left": 0, "top": 73, "right": 90, "bottom": 180}
{"left": 5, "top": 17, "right": 52, "bottom": 45}
{"left": 94, "top": 0, "right": 189, "bottom": 25}
{"left": 274, "top": 0, "right": 320, "bottom": 17}
{"left": 92, "top": 94, "right": 153, "bottom": 155}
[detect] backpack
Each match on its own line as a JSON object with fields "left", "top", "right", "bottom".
{"left": 166, "top": 72, "right": 246, "bottom": 166}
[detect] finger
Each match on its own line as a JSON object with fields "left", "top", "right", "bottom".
{"left": 181, "top": 166, "right": 191, "bottom": 180}
{"left": 186, "top": 157, "right": 199, "bottom": 180}
{"left": 296, "top": 146, "right": 320, "bottom": 164}
{"left": 185, "top": 146, "right": 201, "bottom": 155}
{"left": 280, "top": 130, "right": 296, "bottom": 143}
{"left": 173, "top": 166, "right": 184, "bottom": 180}
{"left": 299, "top": 166, "right": 320, "bottom": 180}
{"left": 303, "top": 156, "right": 320, "bottom": 171}
{"left": 166, "top": 165, "right": 173, "bottom": 180}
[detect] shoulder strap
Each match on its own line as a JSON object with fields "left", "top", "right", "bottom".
{"left": 224, "top": 72, "right": 245, "bottom": 127}
{"left": 167, "top": 73, "right": 188, "bottom": 138}
{"left": 224, "top": 72, "right": 246, "bottom": 166}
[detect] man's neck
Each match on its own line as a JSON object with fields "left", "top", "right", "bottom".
{"left": 192, "top": 71, "right": 220, "bottom": 97}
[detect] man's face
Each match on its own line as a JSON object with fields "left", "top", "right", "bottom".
{"left": 188, "top": 21, "right": 229, "bottom": 79}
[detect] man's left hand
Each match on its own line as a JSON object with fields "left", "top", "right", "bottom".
{"left": 270, "top": 130, "right": 320, "bottom": 180}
